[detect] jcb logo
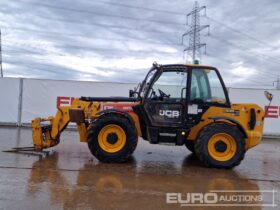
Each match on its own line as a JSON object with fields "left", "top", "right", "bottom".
{"left": 159, "top": 110, "right": 180, "bottom": 118}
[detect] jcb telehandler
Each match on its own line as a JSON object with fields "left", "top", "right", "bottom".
{"left": 27, "top": 63, "right": 266, "bottom": 168}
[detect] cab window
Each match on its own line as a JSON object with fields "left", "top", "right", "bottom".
{"left": 148, "top": 71, "right": 187, "bottom": 100}
{"left": 191, "top": 69, "right": 227, "bottom": 104}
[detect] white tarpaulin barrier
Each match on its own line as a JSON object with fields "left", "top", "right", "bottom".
{"left": 0, "top": 77, "right": 279, "bottom": 136}
{"left": 21, "top": 79, "right": 136, "bottom": 123}
{"left": 0, "top": 78, "right": 20, "bottom": 124}
{"left": 228, "top": 88, "right": 280, "bottom": 135}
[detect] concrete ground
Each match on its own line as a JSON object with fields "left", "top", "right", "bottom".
{"left": 0, "top": 126, "right": 279, "bottom": 210}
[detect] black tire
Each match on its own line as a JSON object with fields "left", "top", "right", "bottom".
{"left": 87, "top": 115, "right": 138, "bottom": 163}
{"left": 185, "top": 141, "right": 195, "bottom": 153}
{"left": 194, "top": 123, "right": 245, "bottom": 169}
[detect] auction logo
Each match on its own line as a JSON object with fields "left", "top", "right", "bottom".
{"left": 57, "top": 96, "right": 75, "bottom": 108}
{"left": 265, "top": 106, "right": 280, "bottom": 118}
{"left": 166, "top": 190, "right": 277, "bottom": 207}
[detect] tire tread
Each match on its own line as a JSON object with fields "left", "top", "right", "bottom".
{"left": 88, "top": 115, "right": 138, "bottom": 163}
{"left": 194, "top": 123, "right": 245, "bottom": 169}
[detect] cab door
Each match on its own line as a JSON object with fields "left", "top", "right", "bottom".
{"left": 187, "top": 67, "right": 230, "bottom": 125}
{"left": 143, "top": 69, "right": 188, "bottom": 127}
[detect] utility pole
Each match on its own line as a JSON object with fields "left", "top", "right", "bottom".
{"left": 273, "top": 77, "right": 280, "bottom": 90}
{"left": 182, "top": 1, "right": 209, "bottom": 64}
{"left": 0, "top": 29, "right": 2, "bottom": 78}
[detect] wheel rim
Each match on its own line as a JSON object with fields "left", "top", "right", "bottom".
{"left": 207, "top": 133, "right": 237, "bottom": 161}
{"left": 98, "top": 124, "right": 126, "bottom": 153}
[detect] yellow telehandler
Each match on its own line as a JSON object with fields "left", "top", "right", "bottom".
{"left": 13, "top": 63, "right": 268, "bottom": 168}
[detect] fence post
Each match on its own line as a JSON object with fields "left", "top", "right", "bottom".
{"left": 17, "top": 78, "right": 23, "bottom": 126}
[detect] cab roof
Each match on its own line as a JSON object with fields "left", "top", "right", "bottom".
{"left": 158, "top": 64, "right": 217, "bottom": 71}
{"left": 160, "top": 64, "right": 214, "bottom": 69}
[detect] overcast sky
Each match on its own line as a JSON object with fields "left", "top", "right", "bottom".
{"left": 1, "top": 0, "right": 279, "bottom": 88}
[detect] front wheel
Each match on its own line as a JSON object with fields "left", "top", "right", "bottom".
{"left": 87, "top": 115, "right": 138, "bottom": 163}
{"left": 194, "top": 123, "right": 245, "bottom": 169}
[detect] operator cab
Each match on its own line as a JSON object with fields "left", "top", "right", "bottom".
{"left": 132, "top": 63, "right": 230, "bottom": 144}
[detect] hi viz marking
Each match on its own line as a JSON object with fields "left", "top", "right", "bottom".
{"left": 103, "top": 104, "right": 133, "bottom": 112}
{"left": 56, "top": 96, "right": 279, "bottom": 119}
{"left": 56, "top": 97, "right": 134, "bottom": 112}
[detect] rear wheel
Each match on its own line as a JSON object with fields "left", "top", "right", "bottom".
{"left": 194, "top": 123, "right": 245, "bottom": 169}
{"left": 88, "top": 115, "right": 138, "bottom": 163}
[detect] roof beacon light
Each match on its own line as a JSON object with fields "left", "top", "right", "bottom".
{"left": 194, "top": 59, "right": 200, "bottom": 65}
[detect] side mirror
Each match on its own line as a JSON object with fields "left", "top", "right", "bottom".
{"left": 129, "top": 83, "right": 141, "bottom": 98}
{"left": 129, "top": 89, "right": 134, "bottom": 98}
{"left": 129, "top": 89, "right": 139, "bottom": 98}
{"left": 264, "top": 91, "right": 273, "bottom": 102}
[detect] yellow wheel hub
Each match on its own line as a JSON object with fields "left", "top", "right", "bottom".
{"left": 98, "top": 124, "right": 126, "bottom": 153}
{"left": 208, "top": 133, "right": 237, "bottom": 161}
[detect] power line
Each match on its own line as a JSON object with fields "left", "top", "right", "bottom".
{"left": 5, "top": 29, "right": 276, "bottom": 81}
{"left": 34, "top": 14, "right": 176, "bottom": 35}
{"left": 4, "top": 42, "right": 273, "bottom": 85}
{"left": 7, "top": 4, "right": 276, "bottom": 62}
{"left": 94, "top": 0, "right": 184, "bottom": 15}
{"left": 2, "top": 44, "right": 178, "bottom": 58}
{"left": 206, "top": 51, "right": 276, "bottom": 85}
{"left": 2, "top": 26, "right": 181, "bottom": 47}
{"left": 207, "top": 52, "right": 278, "bottom": 81}
{"left": 100, "top": 0, "right": 279, "bottom": 50}
{"left": 3, "top": 59, "right": 86, "bottom": 77}
{"left": 209, "top": 34, "right": 280, "bottom": 75}
{"left": 18, "top": 0, "right": 278, "bottom": 51}
{"left": 206, "top": 16, "right": 276, "bottom": 50}
{"left": 3, "top": 43, "right": 74, "bottom": 57}
{"left": 66, "top": 0, "right": 278, "bottom": 50}
{"left": 3, "top": 1, "right": 279, "bottom": 81}
{"left": 11, "top": 0, "right": 279, "bottom": 57}
{"left": 3, "top": 49, "right": 41, "bottom": 55}
{"left": 18, "top": 1, "right": 183, "bottom": 26}
{"left": 246, "top": 77, "right": 273, "bottom": 86}
{"left": 96, "top": 0, "right": 280, "bottom": 50}
{"left": 93, "top": 0, "right": 280, "bottom": 56}
{"left": 3, "top": 58, "right": 145, "bottom": 80}
{"left": 182, "top": 1, "right": 209, "bottom": 63}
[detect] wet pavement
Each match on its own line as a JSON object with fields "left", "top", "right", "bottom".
{"left": 0, "top": 126, "right": 279, "bottom": 210}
